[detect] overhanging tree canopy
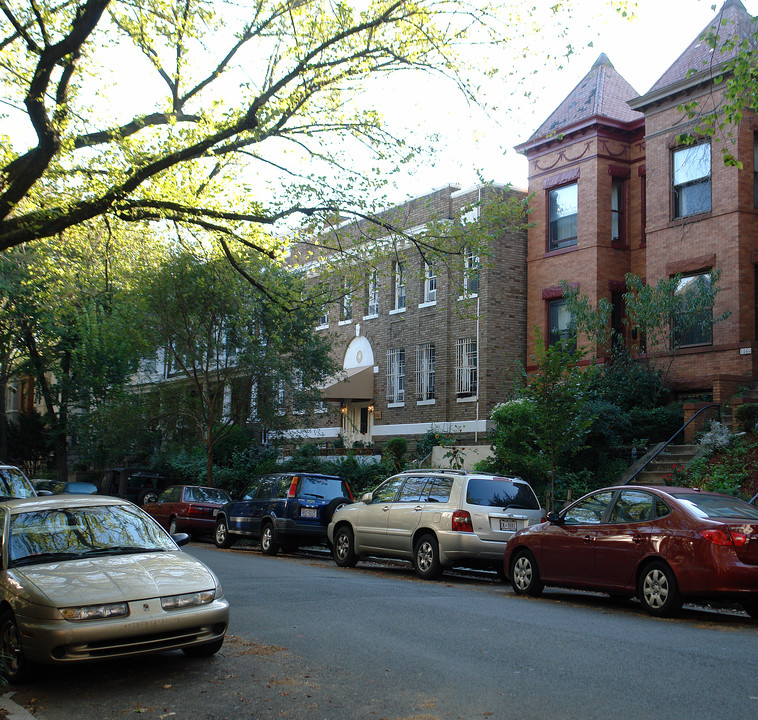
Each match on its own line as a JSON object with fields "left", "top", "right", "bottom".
{"left": 0, "top": 0, "right": 612, "bottom": 295}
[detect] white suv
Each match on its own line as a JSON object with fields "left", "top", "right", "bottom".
{"left": 327, "top": 470, "right": 544, "bottom": 580}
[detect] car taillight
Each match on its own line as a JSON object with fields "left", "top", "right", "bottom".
{"left": 287, "top": 477, "right": 299, "bottom": 498}
{"left": 188, "top": 505, "right": 205, "bottom": 517}
{"left": 452, "top": 510, "right": 473, "bottom": 532}
{"left": 698, "top": 528, "right": 748, "bottom": 546}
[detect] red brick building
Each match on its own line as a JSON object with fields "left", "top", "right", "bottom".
{"left": 516, "top": 0, "right": 758, "bottom": 408}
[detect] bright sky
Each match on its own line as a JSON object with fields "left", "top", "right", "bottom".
{"left": 385, "top": 0, "right": 758, "bottom": 199}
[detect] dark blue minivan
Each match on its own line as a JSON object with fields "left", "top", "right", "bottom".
{"left": 214, "top": 473, "right": 353, "bottom": 554}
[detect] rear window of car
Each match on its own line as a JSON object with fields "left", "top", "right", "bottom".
{"left": 466, "top": 477, "right": 539, "bottom": 510}
{"left": 667, "top": 492, "right": 758, "bottom": 520}
{"left": 298, "top": 476, "right": 348, "bottom": 500}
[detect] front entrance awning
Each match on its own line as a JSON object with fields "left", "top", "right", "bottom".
{"left": 319, "top": 366, "right": 374, "bottom": 401}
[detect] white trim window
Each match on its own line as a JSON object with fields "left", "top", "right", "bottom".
{"left": 367, "top": 271, "right": 379, "bottom": 317}
{"left": 455, "top": 337, "right": 478, "bottom": 398}
{"left": 386, "top": 347, "right": 405, "bottom": 404}
{"left": 423, "top": 262, "right": 437, "bottom": 303}
{"left": 393, "top": 261, "right": 406, "bottom": 311}
{"left": 317, "top": 305, "right": 329, "bottom": 327}
{"left": 340, "top": 290, "right": 352, "bottom": 322}
{"left": 464, "top": 248, "right": 480, "bottom": 296}
{"left": 673, "top": 142, "right": 711, "bottom": 218}
{"left": 415, "top": 343, "right": 435, "bottom": 401}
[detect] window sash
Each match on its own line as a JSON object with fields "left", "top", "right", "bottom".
{"left": 394, "top": 262, "right": 406, "bottom": 310}
{"left": 367, "top": 273, "right": 379, "bottom": 316}
{"left": 673, "top": 144, "right": 711, "bottom": 217}
{"left": 455, "top": 338, "right": 477, "bottom": 396}
{"left": 464, "top": 250, "right": 480, "bottom": 295}
{"left": 611, "top": 178, "right": 623, "bottom": 242}
{"left": 548, "top": 184, "right": 578, "bottom": 250}
{"left": 386, "top": 348, "right": 405, "bottom": 402}
{"left": 424, "top": 264, "right": 437, "bottom": 303}
{"left": 674, "top": 274, "right": 713, "bottom": 347}
{"left": 548, "top": 299, "right": 576, "bottom": 352}
{"left": 415, "top": 343, "right": 435, "bottom": 400}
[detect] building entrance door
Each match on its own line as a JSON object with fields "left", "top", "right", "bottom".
{"left": 343, "top": 401, "right": 372, "bottom": 446}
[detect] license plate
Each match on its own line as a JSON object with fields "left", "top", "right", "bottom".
{"left": 300, "top": 507, "right": 318, "bottom": 519}
{"left": 499, "top": 519, "right": 518, "bottom": 531}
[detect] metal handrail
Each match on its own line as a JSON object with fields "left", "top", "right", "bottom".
{"left": 623, "top": 402, "right": 721, "bottom": 485}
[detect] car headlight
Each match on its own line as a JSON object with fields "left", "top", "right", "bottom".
{"left": 160, "top": 589, "right": 215, "bottom": 610}
{"left": 60, "top": 602, "right": 130, "bottom": 621}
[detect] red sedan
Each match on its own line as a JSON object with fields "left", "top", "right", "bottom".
{"left": 143, "top": 485, "right": 231, "bottom": 539}
{"left": 503, "top": 485, "right": 758, "bottom": 617}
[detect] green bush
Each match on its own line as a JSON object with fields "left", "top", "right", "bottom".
{"left": 625, "top": 404, "right": 683, "bottom": 444}
{"left": 734, "top": 403, "right": 758, "bottom": 433}
{"left": 382, "top": 437, "right": 407, "bottom": 473}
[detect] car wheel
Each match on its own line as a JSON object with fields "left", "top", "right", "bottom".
{"left": 638, "top": 561, "right": 682, "bottom": 617}
{"left": 333, "top": 525, "right": 358, "bottom": 568}
{"left": 182, "top": 638, "right": 224, "bottom": 657}
{"left": 169, "top": 518, "right": 178, "bottom": 535}
{"left": 742, "top": 600, "right": 758, "bottom": 619}
{"left": 138, "top": 490, "right": 158, "bottom": 505}
{"left": 0, "top": 611, "right": 32, "bottom": 683}
{"left": 214, "top": 517, "right": 236, "bottom": 549}
{"left": 322, "top": 496, "right": 351, "bottom": 525}
{"left": 260, "top": 521, "right": 279, "bottom": 556}
{"left": 413, "top": 533, "right": 442, "bottom": 580}
{"left": 510, "top": 549, "right": 544, "bottom": 596}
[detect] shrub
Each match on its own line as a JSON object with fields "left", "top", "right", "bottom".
{"left": 734, "top": 403, "right": 758, "bottom": 433}
{"left": 382, "top": 437, "right": 407, "bottom": 473}
{"left": 625, "top": 404, "right": 683, "bottom": 444}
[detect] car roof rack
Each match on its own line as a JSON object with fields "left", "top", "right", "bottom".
{"left": 402, "top": 468, "right": 467, "bottom": 476}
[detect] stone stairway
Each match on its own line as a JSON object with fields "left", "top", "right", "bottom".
{"left": 618, "top": 443, "right": 699, "bottom": 485}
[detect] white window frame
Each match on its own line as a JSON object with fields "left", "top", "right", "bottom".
{"left": 415, "top": 343, "right": 435, "bottom": 402}
{"left": 366, "top": 271, "right": 379, "bottom": 318}
{"left": 673, "top": 142, "right": 711, "bottom": 219}
{"left": 386, "top": 347, "right": 405, "bottom": 405}
{"left": 463, "top": 248, "right": 480, "bottom": 297}
{"left": 455, "top": 337, "right": 478, "bottom": 398}
{"left": 421, "top": 262, "right": 437, "bottom": 305}
{"left": 339, "top": 290, "right": 352, "bottom": 324}
{"left": 392, "top": 261, "right": 406, "bottom": 313}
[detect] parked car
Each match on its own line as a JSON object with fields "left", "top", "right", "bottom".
{"left": 214, "top": 472, "right": 353, "bottom": 554}
{"left": 0, "top": 465, "right": 38, "bottom": 499}
{"left": 0, "top": 494, "right": 229, "bottom": 682}
{"left": 97, "top": 467, "right": 170, "bottom": 505}
{"left": 143, "top": 485, "right": 231, "bottom": 538}
{"left": 34, "top": 480, "right": 98, "bottom": 495}
{"left": 328, "top": 470, "right": 544, "bottom": 580}
{"left": 504, "top": 485, "right": 758, "bottom": 617}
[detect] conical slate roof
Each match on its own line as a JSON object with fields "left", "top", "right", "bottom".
{"left": 523, "top": 53, "right": 643, "bottom": 146}
{"left": 648, "top": 0, "right": 756, "bottom": 94}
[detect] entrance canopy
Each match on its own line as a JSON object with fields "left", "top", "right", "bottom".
{"left": 320, "top": 366, "right": 374, "bottom": 401}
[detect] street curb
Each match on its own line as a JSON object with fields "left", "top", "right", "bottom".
{"left": 1, "top": 693, "right": 36, "bottom": 719}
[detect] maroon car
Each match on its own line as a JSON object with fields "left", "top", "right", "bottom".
{"left": 143, "top": 485, "right": 231, "bottom": 539}
{"left": 504, "top": 485, "right": 758, "bottom": 617}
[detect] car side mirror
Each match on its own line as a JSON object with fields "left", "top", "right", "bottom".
{"left": 173, "top": 532, "right": 191, "bottom": 547}
{"left": 547, "top": 511, "right": 563, "bottom": 524}
{"left": 361, "top": 492, "right": 373, "bottom": 504}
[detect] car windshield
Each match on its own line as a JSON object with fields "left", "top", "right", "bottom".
{"left": 186, "top": 487, "right": 230, "bottom": 503}
{"left": 0, "top": 468, "right": 36, "bottom": 499}
{"left": 668, "top": 492, "right": 758, "bottom": 520}
{"left": 299, "top": 476, "right": 348, "bottom": 500}
{"left": 466, "top": 478, "right": 540, "bottom": 510}
{"left": 8, "top": 504, "right": 176, "bottom": 567}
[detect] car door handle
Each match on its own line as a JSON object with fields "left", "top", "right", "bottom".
{"left": 413, "top": 505, "right": 424, "bottom": 512}
{"left": 632, "top": 535, "right": 644, "bottom": 543}
{"left": 582, "top": 535, "right": 594, "bottom": 543}
{"left": 382, "top": 505, "right": 391, "bottom": 512}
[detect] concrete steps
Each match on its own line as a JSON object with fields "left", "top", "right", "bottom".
{"left": 618, "top": 443, "right": 699, "bottom": 485}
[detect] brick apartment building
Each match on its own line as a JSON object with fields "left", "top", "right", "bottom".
{"left": 516, "top": 0, "right": 758, "bottom": 409}
{"left": 285, "top": 183, "right": 527, "bottom": 448}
